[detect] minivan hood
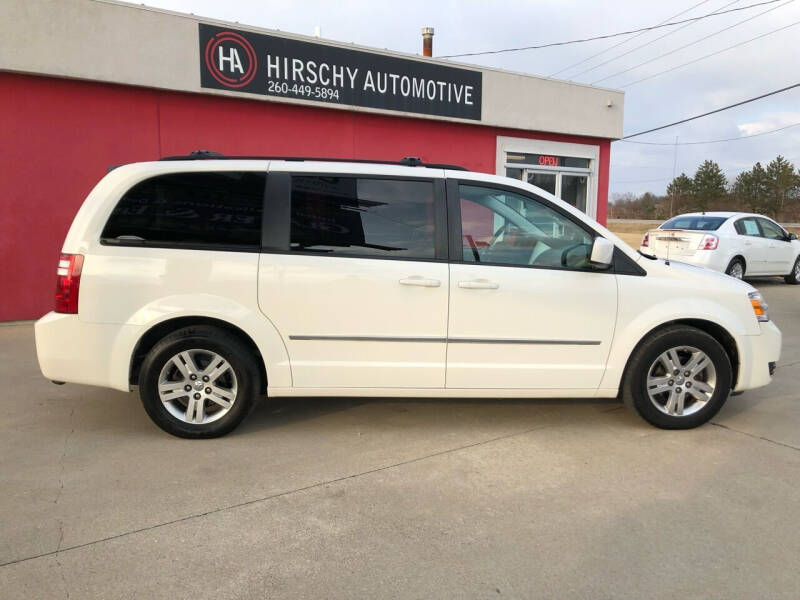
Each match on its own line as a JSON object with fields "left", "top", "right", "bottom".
{"left": 641, "top": 255, "right": 756, "bottom": 293}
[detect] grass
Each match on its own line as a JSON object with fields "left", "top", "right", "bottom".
{"left": 607, "top": 221, "right": 652, "bottom": 247}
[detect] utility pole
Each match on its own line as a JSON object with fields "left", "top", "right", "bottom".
{"left": 670, "top": 135, "right": 678, "bottom": 217}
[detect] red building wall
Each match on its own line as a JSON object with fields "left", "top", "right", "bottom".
{"left": 0, "top": 72, "right": 610, "bottom": 321}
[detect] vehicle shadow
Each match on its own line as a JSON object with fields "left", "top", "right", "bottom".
{"left": 238, "top": 394, "right": 624, "bottom": 435}
{"left": 744, "top": 277, "right": 787, "bottom": 287}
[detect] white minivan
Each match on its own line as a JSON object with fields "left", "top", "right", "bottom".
{"left": 35, "top": 154, "right": 781, "bottom": 438}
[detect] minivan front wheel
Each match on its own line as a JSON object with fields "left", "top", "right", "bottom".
{"left": 139, "top": 325, "right": 259, "bottom": 438}
{"left": 622, "top": 326, "right": 732, "bottom": 429}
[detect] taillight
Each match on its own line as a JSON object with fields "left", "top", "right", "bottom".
{"left": 55, "top": 254, "right": 84, "bottom": 314}
{"left": 641, "top": 232, "right": 649, "bottom": 247}
{"left": 699, "top": 234, "right": 719, "bottom": 250}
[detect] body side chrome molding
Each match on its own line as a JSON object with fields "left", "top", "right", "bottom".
{"left": 289, "top": 335, "right": 446, "bottom": 343}
{"left": 449, "top": 338, "right": 601, "bottom": 345}
{"left": 289, "top": 335, "right": 600, "bottom": 345}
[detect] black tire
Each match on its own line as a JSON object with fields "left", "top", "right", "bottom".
{"left": 622, "top": 325, "right": 732, "bottom": 429}
{"left": 139, "top": 325, "right": 260, "bottom": 438}
{"left": 725, "top": 257, "right": 745, "bottom": 280}
{"left": 785, "top": 257, "right": 800, "bottom": 285}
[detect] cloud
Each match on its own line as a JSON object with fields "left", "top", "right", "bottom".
{"left": 142, "top": 0, "right": 800, "bottom": 197}
{"left": 737, "top": 112, "right": 800, "bottom": 135}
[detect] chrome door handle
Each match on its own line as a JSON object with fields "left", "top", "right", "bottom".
{"left": 399, "top": 276, "right": 441, "bottom": 288}
{"left": 458, "top": 279, "right": 499, "bottom": 290}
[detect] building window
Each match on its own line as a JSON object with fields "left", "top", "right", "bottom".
{"left": 497, "top": 137, "right": 598, "bottom": 217}
{"left": 289, "top": 176, "right": 436, "bottom": 259}
{"left": 504, "top": 153, "right": 590, "bottom": 212}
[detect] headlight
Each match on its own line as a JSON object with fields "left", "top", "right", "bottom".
{"left": 748, "top": 291, "right": 769, "bottom": 322}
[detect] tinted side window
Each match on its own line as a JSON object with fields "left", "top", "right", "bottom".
{"left": 102, "top": 171, "right": 266, "bottom": 248}
{"left": 459, "top": 184, "right": 594, "bottom": 270}
{"left": 735, "top": 218, "right": 760, "bottom": 236}
{"left": 758, "top": 218, "right": 786, "bottom": 240}
{"left": 289, "top": 176, "right": 436, "bottom": 259}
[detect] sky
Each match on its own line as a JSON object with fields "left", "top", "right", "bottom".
{"left": 140, "top": 0, "right": 800, "bottom": 199}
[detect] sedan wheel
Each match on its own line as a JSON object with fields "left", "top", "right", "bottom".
{"left": 646, "top": 346, "right": 716, "bottom": 417}
{"left": 726, "top": 259, "right": 744, "bottom": 279}
{"left": 786, "top": 258, "right": 800, "bottom": 285}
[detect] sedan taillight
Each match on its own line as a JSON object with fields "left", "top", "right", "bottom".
{"left": 641, "top": 232, "right": 650, "bottom": 247}
{"left": 55, "top": 254, "right": 84, "bottom": 314}
{"left": 699, "top": 234, "right": 719, "bottom": 250}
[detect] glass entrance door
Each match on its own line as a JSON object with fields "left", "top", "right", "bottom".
{"left": 526, "top": 171, "right": 557, "bottom": 196}
{"left": 560, "top": 174, "right": 588, "bottom": 212}
{"left": 504, "top": 152, "right": 592, "bottom": 215}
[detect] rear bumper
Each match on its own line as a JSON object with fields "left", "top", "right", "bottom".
{"left": 34, "top": 312, "right": 138, "bottom": 392}
{"left": 734, "top": 320, "right": 782, "bottom": 392}
{"left": 639, "top": 247, "right": 729, "bottom": 273}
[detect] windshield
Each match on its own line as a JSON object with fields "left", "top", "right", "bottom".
{"left": 660, "top": 216, "right": 726, "bottom": 231}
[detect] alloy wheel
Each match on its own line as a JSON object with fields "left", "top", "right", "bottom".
{"left": 157, "top": 349, "right": 238, "bottom": 424}
{"left": 728, "top": 262, "right": 744, "bottom": 279}
{"left": 646, "top": 346, "right": 717, "bottom": 417}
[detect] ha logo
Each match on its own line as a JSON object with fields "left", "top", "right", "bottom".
{"left": 204, "top": 30, "right": 257, "bottom": 88}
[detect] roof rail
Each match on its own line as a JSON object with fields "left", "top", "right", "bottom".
{"left": 158, "top": 150, "right": 468, "bottom": 171}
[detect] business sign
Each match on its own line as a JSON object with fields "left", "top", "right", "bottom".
{"left": 199, "top": 24, "right": 482, "bottom": 120}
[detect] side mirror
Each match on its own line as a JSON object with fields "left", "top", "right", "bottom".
{"left": 788, "top": 233, "right": 798, "bottom": 241}
{"left": 590, "top": 237, "right": 614, "bottom": 268}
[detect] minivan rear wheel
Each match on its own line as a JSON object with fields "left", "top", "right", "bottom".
{"left": 622, "top": 326, "right": 732, "bottom": 429}
{"left": 139, "top": 325, "right": 259, "bottom": 438}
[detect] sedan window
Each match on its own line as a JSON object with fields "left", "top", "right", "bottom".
{"left": 757, "top": 218, "right": 787, "bottom": 241}
{"left": 735, "top": 218, "right": 761, "bottom": 236}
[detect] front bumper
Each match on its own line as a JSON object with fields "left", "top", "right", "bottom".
{"left": 734, "top": 320, "right": 782, "bottom": 392}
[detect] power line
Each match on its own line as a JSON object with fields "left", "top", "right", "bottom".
{"left": 548, "top": 0, "right": 715, "bottom": 78}
{"left": 591, "top": 0, "right": 793, "bottom": 84}
{"left": 437, "top": 0, "right": 781, "bottom": 59}
{"left": 621, "top": 83, "right": 800, "bottom": 138}
{"left": 618, "top": 121, "right": 800, "bottom": 145}
{"left": 612, "top": 177, "right": 676, "bottom": 184}
{"left": 620, "top": 19, "right": 800, "bottom": 87}
{"left": 564, "top": 0, "right": 741, "bottom": 80}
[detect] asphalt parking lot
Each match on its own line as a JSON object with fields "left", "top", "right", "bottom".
{"left": 1, "top": 282, "right": 798, "bottom": 599}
